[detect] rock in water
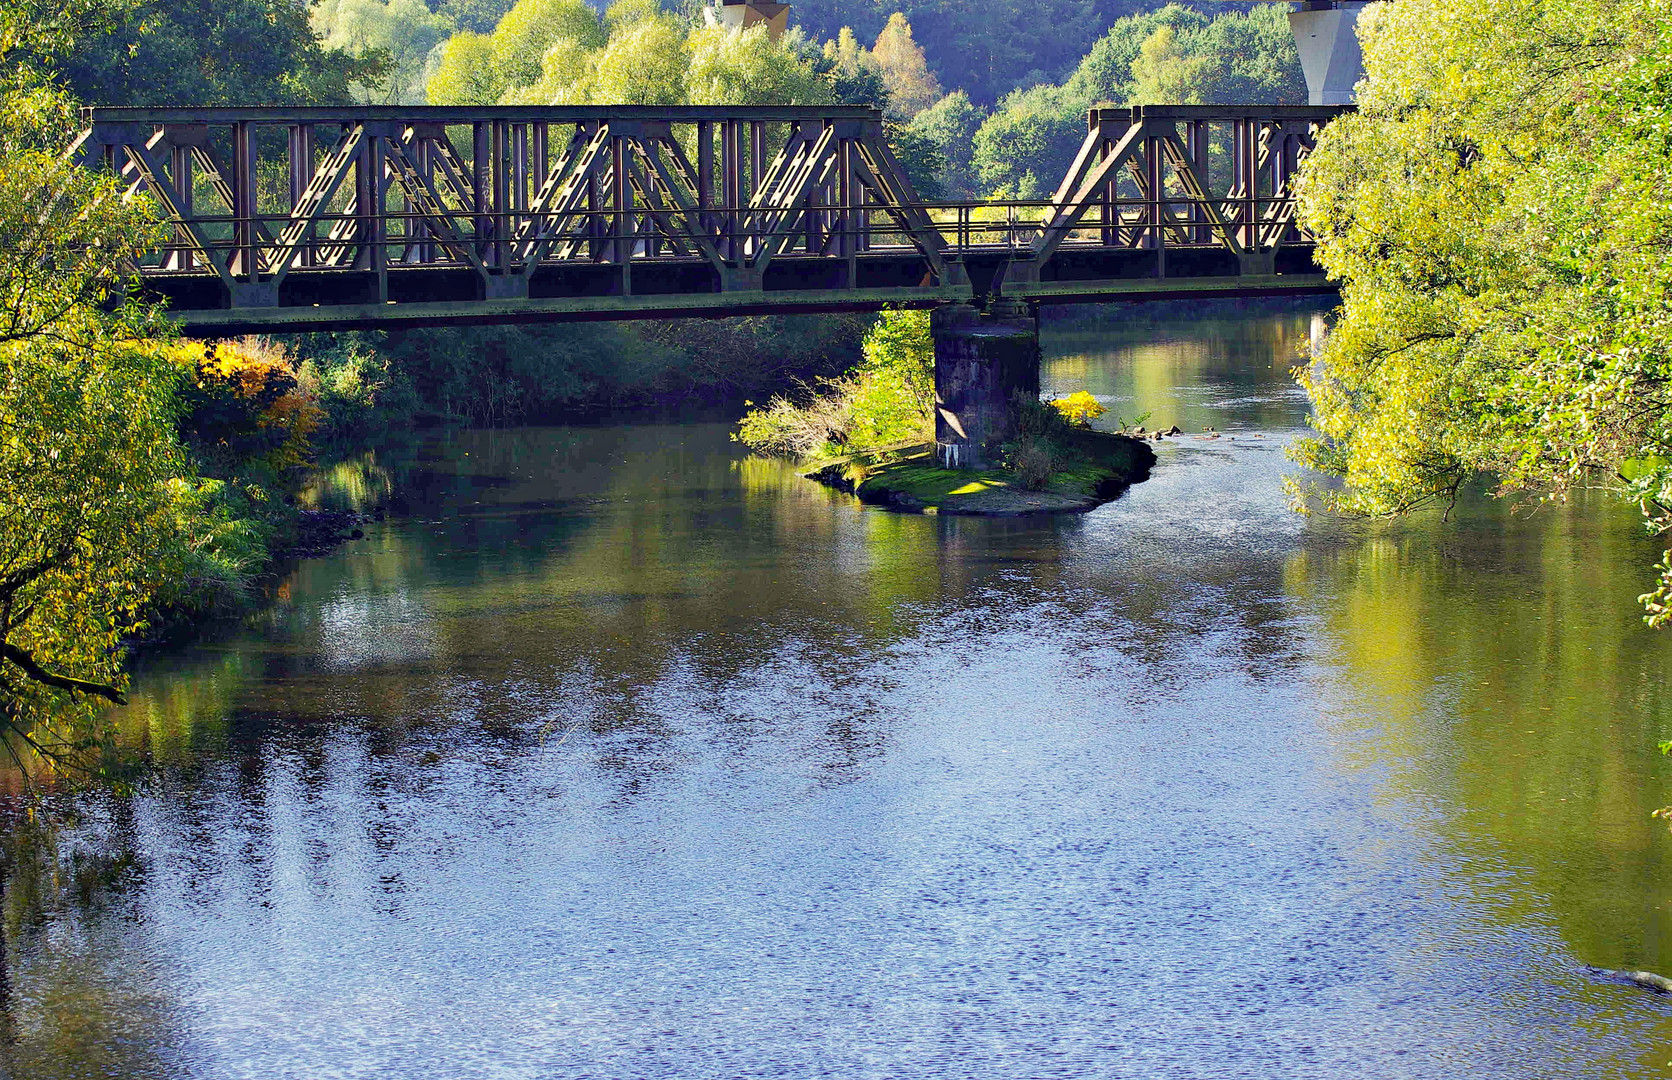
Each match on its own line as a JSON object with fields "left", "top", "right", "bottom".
{"left": 1587, "top": 966, "right": 1672, "bottom": 994}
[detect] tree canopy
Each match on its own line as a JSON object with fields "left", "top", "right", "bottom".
{"left": 944, "top": 2, "right": 1302, "bottom": 197}
{"left": 0, "top": 0, "right": 196, "bottom": 777}
{"left": 55, "top": 0, "right": 379, "bottom": 105}
{"left": 1289, "top": 0, "right": 1672, "bottom": 623}
{"left": 313, "top": 0, "right": 454, "bottom": 104}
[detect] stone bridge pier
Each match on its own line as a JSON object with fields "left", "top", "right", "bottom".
{"left": 932, "top": 299, "right": 1041, "bottom": 469}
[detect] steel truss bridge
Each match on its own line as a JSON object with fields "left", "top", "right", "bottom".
{"left": 74, "top": 103, "right": 1348, "bottom": 334}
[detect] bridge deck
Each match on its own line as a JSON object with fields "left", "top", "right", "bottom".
{"left": 76, "top": 104, "right": 1347, "bottom": 332}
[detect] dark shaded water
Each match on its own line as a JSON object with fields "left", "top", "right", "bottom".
{"left": 7, "top": 301, "right": 1672, "bottom": 1078}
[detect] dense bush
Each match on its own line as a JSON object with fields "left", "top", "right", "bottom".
{"left": 736, "top": 309, "right": 934, "bottom": 459}
{"left": 288, "top": 313, "right": 870, "bottom": 432}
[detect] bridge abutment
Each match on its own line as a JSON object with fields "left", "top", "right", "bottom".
{"left": 933, "top": 300, "right": 1041, "bottom": 470}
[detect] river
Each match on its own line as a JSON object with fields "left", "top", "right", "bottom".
{"left": 6, "top": 299, "right": 1672, "bottom": 1078}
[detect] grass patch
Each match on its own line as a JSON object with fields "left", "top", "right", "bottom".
{"left": 807, "top": 431, "right": 1154, "bottom": 516}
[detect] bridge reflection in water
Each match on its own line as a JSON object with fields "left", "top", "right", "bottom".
{"left": 75, "top": 104, "right": 1346, "bottom": 334}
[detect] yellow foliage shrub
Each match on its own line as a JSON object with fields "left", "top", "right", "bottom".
{"left": 1049, "top": 390, "right": 1106, "bottom": 428}
{"left": 165, "top": 337, "right": 323, "bottom": 472}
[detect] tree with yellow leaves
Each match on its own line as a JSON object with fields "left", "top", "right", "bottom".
{"left": 870, "top": 13, "right": 939, "bottom": 119}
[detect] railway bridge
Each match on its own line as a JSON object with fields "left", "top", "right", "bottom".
{"left": 74, "top": 102, "right": 1347, "bottom": 464}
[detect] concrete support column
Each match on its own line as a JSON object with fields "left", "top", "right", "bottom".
{"left": 933, "top": 299, "right": 1041, "bottom": 470}
{"left": 1288, "top": 1, "right": 1369, "bottom": 106}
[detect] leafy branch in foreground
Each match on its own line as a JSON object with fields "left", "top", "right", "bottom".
{"left": 0, "top": 2, "right": 187, "bottom": 782}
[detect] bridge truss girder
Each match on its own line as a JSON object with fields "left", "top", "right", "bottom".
{"left": 71, "top": 104, "right": 1348, "bottom": 331}
{"left": 999, "top": 105, "right": 1344, "bottom": 298}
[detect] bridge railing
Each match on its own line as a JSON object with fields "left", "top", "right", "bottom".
{"left": 106, "top": 195, "right": 1318, "bottom": 266}
{"left": 72, "top": 103, "right": 1349, "bottom": 317}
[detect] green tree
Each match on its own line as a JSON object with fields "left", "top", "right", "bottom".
{"left": 57, "top": 0, "right": 379, "bottom": 106}
{"left": 1188, "top": 2, "right": 1305, "bottom": 106}
{"left": 606, "top": 0, "right": 663, "bottom": 33}
{"left": 907, "top": 90, "right": 984, "bottom": 198}
{"left": 1064, "top": 4, "right": 1207, "bottom": 105}
{"left": 505, "top": 36, "right": 597, "bottom": 103}
{"left": 688, "top": 24, "right": 829, "bottom": 106}
{"left": 314, "top": 0, "right": 454, "bottom": 104}
{"left": 1288, "top": 0, "right": 1672, "bottom": 621}
{"left": 969, "top": 4, "right": 1304, "bottom": 197}
{"left": 736, "top": 309, "right": 932, "bottom": 457}
{"left": 0, "top": 0, "right": 198, "bottom": 776}
{"left": 1127, "top": 24, "right": 1213, "bottom": 105}
{"left": 591, "top": 15, "right": 688, "bottom": 104}
{"left": 426, "top": 29, "right": 504, "bottom": 103}
{"left": 438, "top": 0, "right": 513, "bottom": 34}
{"left": 972, "top": 82, "right": 1083, "bottom": 197}
{"left": 488, "top": 0, "right": 604, "bottom": 91}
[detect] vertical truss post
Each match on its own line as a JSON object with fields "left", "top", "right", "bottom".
{"left": 353, "top": 127, "right": 374, "bottom": 271}
{"left": 532, "top": 123, "right": 548, "bottom": 188}
{"left": 167, "top": 140, "right": 194, "bottom": 271}
{"left": 838, "top": 136, "right": 855, "bottom": 287}
{"left": 697, "top": 119, "right": 714, "bottom": 243}
{"left": 749, "top": 119, "right": 765, "bottom": 256}
{"left": 357, "top": 132, "right": 387, "bottom": 298}
{"left": 722, "top": 118, "right": 740, "bottom": 261}
{"left": 1236, "top": 118, "right": 1257, "bottom": 251}
{"left": 492, "top": 120, "right": 510, "bottom": 270}
{"left": 1145, "top": 129, "right": 1164, "bottom": 274}
{"left": 472, "top": 122, "right": 491, "bottom": 259}
{"left": 1100, "top": 126, "right": 1116, "bottom": 246}
{"left": 749, "top": 120, "right": 765, "bottom": 199}
{"left": 611, "top": 133, "right": 632, "bottom": 293}
{"left": 1190, "top": 119, "right": 1210, "bottom": 245}
{"left": 232, "top": 120, "right": 257, "bottom": 279}
{"left": 535, "top": 123, "right": 549, "bottom": 264}
{"left": 288, "top": 123, "right": 315, "bottom": 268}
{"left": 511, "top": 123, "right": 528, "bottom": 214}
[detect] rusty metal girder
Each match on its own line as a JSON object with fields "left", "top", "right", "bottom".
{"left": 74, "top": 103, "right": 1347, "bottom": 323}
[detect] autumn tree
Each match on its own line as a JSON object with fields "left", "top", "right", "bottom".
{"left": 870, "top": 13, "right": 938, "bottom": 118}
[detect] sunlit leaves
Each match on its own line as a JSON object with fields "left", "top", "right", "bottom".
{"left": 0, "top": 7, "right": 195, "bottom": 780}
{"left": 1291, "top": 0, "right": 1672, "bottom": 623}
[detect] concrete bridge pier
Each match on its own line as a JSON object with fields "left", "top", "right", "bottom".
{"left": 932, "top": 299, "right": 1041, "bottom": 470}
{"left": 1289, "top": 1, "right": 1370, "bottom": 106}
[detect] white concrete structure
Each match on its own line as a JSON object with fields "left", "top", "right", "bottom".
{"left": 1286, "top": 1, "right": 1371, "bottom": 106}
{"left": 711, "top": 0, "right": 790, "bottom": 39}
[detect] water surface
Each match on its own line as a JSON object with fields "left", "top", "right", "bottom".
{"left": 7, "top": 300, "right": 1672, "bottom": 1078}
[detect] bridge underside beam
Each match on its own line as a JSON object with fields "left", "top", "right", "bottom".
{"left": 158, "top": 273, "right": 1334, "bottom": 335}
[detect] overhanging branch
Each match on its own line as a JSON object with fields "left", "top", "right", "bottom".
{"left": 0, "top": 643, "right": 125, "bottom": 704}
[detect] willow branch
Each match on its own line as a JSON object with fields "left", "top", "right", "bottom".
{"left": 0, "top": 643, "right": 124, "bottom": 704}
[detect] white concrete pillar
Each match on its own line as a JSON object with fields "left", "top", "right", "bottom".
{"left": 1287, "top": 1, "right": 1370, "bottom": 106}
{"left": 712, "top": 0, "right": 790, "bottom": 39}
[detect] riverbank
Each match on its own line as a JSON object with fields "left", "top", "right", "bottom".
{"left": 806, "top": 430, "right": 1155, "bottom": 515}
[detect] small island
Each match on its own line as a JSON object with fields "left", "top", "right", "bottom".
{"left": 806, "top": 426, "right": 1154, "bottom": 516}
{"left": 738, "top": 310, "right": 1159, "bottom": 517}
